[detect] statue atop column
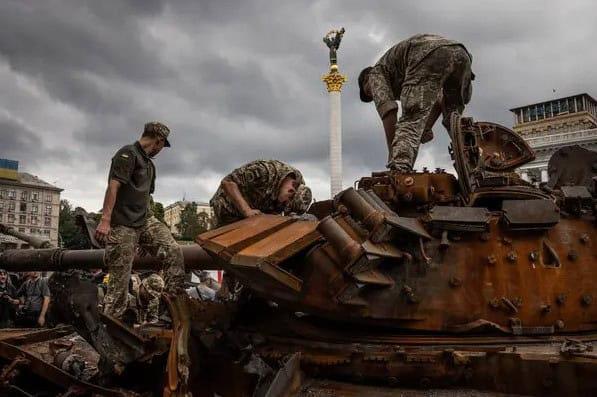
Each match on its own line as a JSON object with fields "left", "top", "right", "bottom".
{"left": 323, "top": 27, "right": 345, "bottom": 66}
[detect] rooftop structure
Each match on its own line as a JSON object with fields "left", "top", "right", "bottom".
{"left": 0, "top": 159, "right": 62, "bottom": 248}
{"left": 509, "top": 93, "right": 597, "bottom": 182}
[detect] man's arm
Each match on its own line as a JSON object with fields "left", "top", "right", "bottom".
{"left": 37, "top": 278, "right": 51, "bottom": 327}
{"left": 38, "top": 296, "right": 50, "bottom": 327}
{"left": 381, "top": 110, "right": 398, "bottom": 152}
{"left": 221, "top": 179, "right": 261, "bottom": 217}
{"left": 95, "top": 179, "right": 121, "bottom": 242}
{"left": 368, "top": 65, "right": 399, "bottom": 152}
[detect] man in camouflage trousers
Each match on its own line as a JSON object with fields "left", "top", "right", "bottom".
{"left": 95, "top": 122, "right": 185, "bottom": 320}
{"left": 210, "top": 159, "right": 313, "bottom": 228}
{"left": 358, "top": 34, "right": 474, "bottom": 172}
{"left": 128, "top": 273, "right": 164, "bottom": 324}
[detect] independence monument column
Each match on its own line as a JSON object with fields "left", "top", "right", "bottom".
{"left": 322, "top": 28, "right": 347, "bottom": 198}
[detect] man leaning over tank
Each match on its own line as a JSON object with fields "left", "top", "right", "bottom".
{"left": 210, "top": 159, "right": 313, "bottom": 300}
{"left": 358, "top": 33, "right": 474, "bottom": 172}
{"left": 95, "top": 122, "right": 185, "bottom": 320}
{"left": 210, "top": 159, "right": 313, "bottom": 228}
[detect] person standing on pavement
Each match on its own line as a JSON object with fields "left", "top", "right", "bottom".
{"left": 95, "top": 122, "right": 185, "bottom": 320}
{"left": 358, "top": 33, "right": 474, "bottom": 172}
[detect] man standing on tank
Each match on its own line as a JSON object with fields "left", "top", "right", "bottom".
{"left": 95, "top": 122, "right": 185, "bottom": 320}
{"left": 358, "top": 33, "right": 474, "bottom": 172}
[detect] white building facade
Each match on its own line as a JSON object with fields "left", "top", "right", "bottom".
{"left": 510, "top": 93, "right": 597, "bottom": 182}
{"left": 163, "top": 200, "right": 213, "bottom": 236}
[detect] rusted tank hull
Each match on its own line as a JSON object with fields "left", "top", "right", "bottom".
{"left": 196, "top": 212, "right": 596, "bottom": 334}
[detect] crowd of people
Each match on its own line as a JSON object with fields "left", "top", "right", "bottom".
{"left": 0, "top": 270, "right": 50, "bottom": 328}
{"left": 0, "top": 268, "right": 221, "bottom": 329}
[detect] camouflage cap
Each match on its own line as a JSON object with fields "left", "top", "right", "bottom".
{"left": 141, "top": 274, "right": 165, "bottom": 297}
{"left": 288, "top": 184, "right": 312, "bottom": 214}
{"left": 144, "top": 122, "right": 171, "bottom": 147}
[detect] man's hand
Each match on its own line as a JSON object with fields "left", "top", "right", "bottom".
{"left": 243, "top": 208, "right": 262, "bottom": 218}
{"left": 95, "top": 219, "right": 111, "bottom": 243}
{"left": 37, "top": 314, "right": 45, "bottom": 327}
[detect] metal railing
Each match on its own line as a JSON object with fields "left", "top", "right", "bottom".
{"left": 525, "top": 128, "right": 597, "bottom": 149}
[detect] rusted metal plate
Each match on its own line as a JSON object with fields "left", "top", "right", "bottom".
{"left": 231, "top": 220, "right": 320, "bottom": 268}
{"left": 385, "top": 215, "right": 432, "bottom": 238}
{"left": 428, "top": 206, "right": 490, "bottom": 231}
{"left": 199, "top": 216, "right": 318, "bottom": 293}
{"left": 502, "top": 199, "right": 559, "bottom": 229}
{"left": 197, "top": 214, "right": 293, "bottom": 255}
{"left": 0, "top": 341, "right": 130, "bottom": 396}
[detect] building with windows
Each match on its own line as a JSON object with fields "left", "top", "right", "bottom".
{"left": 510, "top": 93, "right": 597, "bottom": 182}
{"left": 163, "top": 201, "right": 213, "bottom": 236}
{"left": 0, "top": 159, "right": 62, "bottom": 248}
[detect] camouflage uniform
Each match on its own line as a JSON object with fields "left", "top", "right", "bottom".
{"left": 128, "top": 273, "right": 164, "bottom": 324}
{"left": 366, "top": 34, "right": 474, "bottom": 172}
{"left": 103, "top": 217, "right": 184, "bottom": 319}
{"left": 210, "top": 159, "right": 309, "bottom": 227}
{"left": 103, "top": 122, "right": 184, "bottom": 320}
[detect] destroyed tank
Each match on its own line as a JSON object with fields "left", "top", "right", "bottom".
{"left": 0, "top": 115, "right": 596, "bottom": 396}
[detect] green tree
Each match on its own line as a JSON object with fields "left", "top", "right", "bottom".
{"left": 151, "top": 200, "right": 165, "bottom": 223}
{"left": 176, "top": 202, "right": 202, "bottom": 240}
{"left": 59, "top": 199, "right": 88, "bottom": 249}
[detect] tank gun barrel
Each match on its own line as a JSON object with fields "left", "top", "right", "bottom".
{"left": 0, "top": 223, "right": 53, "bottom": 249}
{"left": 0, "top": 245, "right": 217, "bottom": 272}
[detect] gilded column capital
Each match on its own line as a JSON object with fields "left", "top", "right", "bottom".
{"left": 322, "top": 66, "right": 348, "bottom": 93}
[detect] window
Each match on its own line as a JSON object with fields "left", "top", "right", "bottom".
{"left": 537, "top": 104, "right": 544, "bottom": 120}
{"left": 530, "top": 106, "right": 536, "bottom": 121}
{"left": 0, "top": 202, "right": 3, "bottom": 211}
{"left": 19, "top": 215, "right": 26, "bottom": 224}
{"left": 45, "top": 194, "right": 52, "bottom": 202}
{"left": 30, "top": 228, "right": 40, "bottom": 235}
{"left": 577, "top": 96, "right": 585, "bottom": 112}
{"left": 545, "top": 102, "right": 552, "bottom": 118}
{"left": 31, "top": 215, "right": 38, "bottom": 225}
{"left": 32, "top": 192, "right": 39, "bottom": 201}
{"left": 44, "top": 205, "right": 52, "bottom": 215}
{"left": 21, "top": 191, "right": 28, "bottom": 201}
{"left": 31, "top": 204, "right": 39, "bottom": 214}
{"left": 7, "top": 214, "right": 15, "bottom": 223}
{"left": 552, "top": 101, "right": 559, "bottom": 115}
{"left": 44, "top": 217, "right": 51, "bottom": 227}
{"left": 8, "top": 190, "right": 16, "bottom": 200}
{"left": 43, "top": 229, "right": 50, "bottom": 236}
{"left": 0, "top": 190, "right": 5, "bottom": 199}
{"left": 18, "top": 228, "right": 25, "bottom": 233}
{"left": 8, "top": 202, "right": 15, "bottom": 212}
{"left": 523, "top": 107, "right": 530, "bottom": 122}
{"left": 0, "top": 214, "right": 2, "bottom": 222}
{"left": 560, "top": 99, "right": 568, "bottom": 113}
{"left": 19, "top": 202, "right": 27, "bottom": 212}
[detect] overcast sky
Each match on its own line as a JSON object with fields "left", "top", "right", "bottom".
{"left": 1, "top": 0, "right": 596, "bottom": 211}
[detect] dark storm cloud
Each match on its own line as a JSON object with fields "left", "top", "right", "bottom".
{"left": 0, "top": 0, "right": 595, "bottom": 209}
{"left": 0, "top": 118, "right": 67, "bottom": 167}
